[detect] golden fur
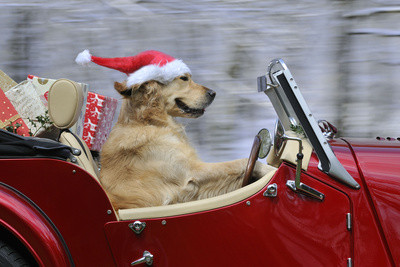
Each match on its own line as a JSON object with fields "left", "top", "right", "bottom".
{"left": 99, "top": 74, "right": 272, "bottom": 209}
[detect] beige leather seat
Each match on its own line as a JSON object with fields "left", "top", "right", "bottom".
{"left": 47, "top": 79, "right": 100, "bottom": 179}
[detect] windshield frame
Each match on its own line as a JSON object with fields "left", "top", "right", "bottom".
{"left": 258, "top": 58, "right": 360, "bottom": 189}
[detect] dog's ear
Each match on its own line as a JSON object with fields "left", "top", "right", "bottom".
{"left": 114, "top": 80, "right": 162, "bottom": 103}
{"left": 114, "top": 81, "right": 133, "bottom": 97}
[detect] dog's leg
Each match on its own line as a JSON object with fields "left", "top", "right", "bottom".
{"left": 179, "top": 159, "right": 274, "bottom": 202}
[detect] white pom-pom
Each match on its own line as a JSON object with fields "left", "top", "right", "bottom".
{"left": 75, "top": 49, "right": 92, "bottom": 66}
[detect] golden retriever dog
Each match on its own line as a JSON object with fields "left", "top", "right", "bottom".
{"left": 99, "top": 73, "right": 273, "bottom": 210}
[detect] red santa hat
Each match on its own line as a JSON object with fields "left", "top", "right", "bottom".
{"left": 75, "top": 49, "right": 191, "bottom": 87}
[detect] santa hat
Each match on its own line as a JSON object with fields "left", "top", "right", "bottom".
{"left": 75, "top": 49, "right": 191, "bottom": 87}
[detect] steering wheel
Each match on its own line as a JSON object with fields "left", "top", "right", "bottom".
{"left": 242, "top": 135, "right": 261, "bottom": 187}
{"left": 242, "top": 129, "right": 272, "bottom": 187}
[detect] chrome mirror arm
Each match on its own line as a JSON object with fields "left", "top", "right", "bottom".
{"left": 283, "top": 136, "right": 325, "bottom": 201}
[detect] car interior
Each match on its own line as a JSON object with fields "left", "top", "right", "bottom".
{"left": 0, "top": 76, "right": 313, "bottom": 221}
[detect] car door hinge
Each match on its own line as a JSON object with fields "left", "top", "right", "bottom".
{"left": 347, "top": 258, "right": 352, "bottom": 267}
{"left": 346, "top": 213, "right": 352, "bottom": 231}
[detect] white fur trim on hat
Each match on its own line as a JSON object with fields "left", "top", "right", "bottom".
{"left": 75, "top": 49, "right": 92, "bottom": 66}
{"left": 126, "top": 59, "right": 191, "bottom": 87}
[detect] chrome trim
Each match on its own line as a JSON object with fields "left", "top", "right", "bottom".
{"left": 263, "top": 183, "right": 278, "bottom": 197}
{"left": 347, "top": 258, "right": 352, "bottom": 267}
{"left": 286, "top": 180, "right": 325, "bottom": 201}
{"left": 131, "top": 251, "right": 154, "bottom": 266}
{"left": 318, "top": 120, "right": 337, "bottom": 139}
{"left": 129, "top": 221, "right": 147, "bottom": 235}
{"left": 346, "top": 213, "right": 352, "bottom": 231}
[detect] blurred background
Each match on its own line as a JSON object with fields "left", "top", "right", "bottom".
{"left": 1, "top": 0, "right": 400, "bottom": 162}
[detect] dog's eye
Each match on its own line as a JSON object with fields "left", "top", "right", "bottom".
{"left": 180, "top": 76, "right": 188, "bottom": 81}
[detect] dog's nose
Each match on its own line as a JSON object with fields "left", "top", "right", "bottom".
{"left": 207, "top": 89, "right": 216, "bottom": 99}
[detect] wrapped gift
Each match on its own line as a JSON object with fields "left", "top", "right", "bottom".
{"left": 27, "top": 75, "right": 51, "bottom": 107}
{"left": 5, "top": 80, "right": 47, "bottom": 135}
{"left": 82, "top": 92, "right": 118, "bottom": 151}
{"left": 0, "top": 69, "right": 17, "bottom": 93}
{"left": 28, "top": 75, "right": 89, "bottom": 137}
{"left": 0, "top": 89, "right": 30, "bottom": 136}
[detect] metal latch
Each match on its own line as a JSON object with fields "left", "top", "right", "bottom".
{"left": 131, "top": 251, "right": 154, "bottom": 266}
{"left": 286, "top": 149, "right": 324, "bottom": 201}
{"left": 129, "top": 221, "right": 146, "bottom": 235}
{"left": 263, "top": 183, "right": 277, "bottom": 197}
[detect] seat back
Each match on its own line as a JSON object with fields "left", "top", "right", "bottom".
{"left": 48, "top": 79, "right": 100, "bottom": 179}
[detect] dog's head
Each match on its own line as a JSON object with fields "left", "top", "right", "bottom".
{"left": 115, "top": 74, "right": 216, "bottom": 119}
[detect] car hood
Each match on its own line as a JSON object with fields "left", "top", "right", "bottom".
{"left": 342, "top": 137, "right": 400, "bottom": 187}
{"left": 342, "top": 137, "right": 400, "bottom": 257}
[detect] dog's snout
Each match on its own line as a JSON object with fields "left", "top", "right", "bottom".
{"left": 207, "top": 89, "right": 216, "bottom": 99}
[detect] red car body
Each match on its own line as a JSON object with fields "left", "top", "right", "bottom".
{"left": 0, "top": 59, "right": 399, "bottom": 267}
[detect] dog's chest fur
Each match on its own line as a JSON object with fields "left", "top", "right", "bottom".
{"left": 99, "top": 117, "right": 199, "bottom": 207}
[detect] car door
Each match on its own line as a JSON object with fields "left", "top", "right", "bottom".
{"left": 104, "top": 164, "right": 351, "bottom": 267}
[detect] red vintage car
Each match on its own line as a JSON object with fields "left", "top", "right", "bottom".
{"left": 0, "top": 59, "right": 399, "bottom": 267}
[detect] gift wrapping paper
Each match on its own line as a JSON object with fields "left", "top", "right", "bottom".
{"left": 5, "top": 80, "right": 47, "bottom": 134}
{"left": 82, "top": 92, "right": 118, "bottom": 151}
{"left": 0, "top": 87, "right": 30, "bottom": 136}
{"left": 0, "top": 69, "right": 17, "bottom": 93}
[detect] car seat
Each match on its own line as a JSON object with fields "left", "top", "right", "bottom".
{"left": 47, "top": 79, "right": 100, "bottom": 179}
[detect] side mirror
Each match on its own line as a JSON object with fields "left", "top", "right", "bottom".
{"left": 258, "top": 128, "right": 272, "bottom": 159}
{"left": 274, "top": 119, "right": 302, "bottom": 156}
{"left": 274, "top": 119, "right": 285, "bottom": 156}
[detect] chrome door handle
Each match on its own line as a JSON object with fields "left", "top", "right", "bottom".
{"left": 131, "top": 251, "right": 154, "bottom": 266}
